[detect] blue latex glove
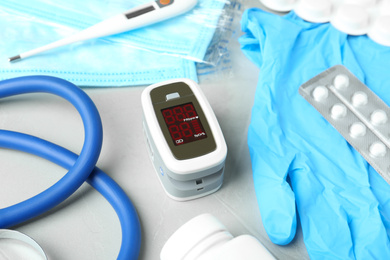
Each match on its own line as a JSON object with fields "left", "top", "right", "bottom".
{"left": 240, "top": 9, "right": 390, "bottom": 259}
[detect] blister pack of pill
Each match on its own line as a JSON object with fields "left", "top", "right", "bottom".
{"left": 299, "top": 65, "right": 390, "bottom": 184}
{"left": 259, "top": 0, "right": 390, "bottom": 46}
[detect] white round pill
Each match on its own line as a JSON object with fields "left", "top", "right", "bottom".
{"left": 351, "top": 91, "right": 368, "bottom": 107}
{"left": 369, "top": 141, "right": 387, "bottom": 158}
{"left": 312, "top": 86, "right": 329, "bottom": 101}
{"left": 333, "top": 74, "right": 350, "bottom": 90}
{"left": 331, "top": 103, "right": 347, "bottom": 119}
{"left": 371, "top": 109, "right": 388, "bottom": 125}
{"left": 349, "top": 122, "right": 367, "bottom": 138}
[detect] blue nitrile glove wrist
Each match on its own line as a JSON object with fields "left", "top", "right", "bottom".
{"left": 240, "top": 8, "right": 390, "bottom": 259}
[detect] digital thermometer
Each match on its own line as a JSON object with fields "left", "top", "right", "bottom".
{"left": 9, "top": 0, "right": 198, "bottom": 62}
{"left": 141, "top": 79, "right": 227, "bottom": 201}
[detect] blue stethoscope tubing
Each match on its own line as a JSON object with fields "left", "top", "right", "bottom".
{"left": 0, "top": 76, "right": 141, "bottom": 259}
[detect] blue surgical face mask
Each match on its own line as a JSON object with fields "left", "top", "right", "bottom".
{"left": 0, "top": 0, "right": 227, "bottom": 87}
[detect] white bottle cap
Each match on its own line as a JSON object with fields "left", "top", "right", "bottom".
{"left": 259, "top": 0, "right": 390, "bottom": 46}
{"left": 160, "top": 214, "right": 232, "bottom": 260}
{"left": 260, "top": 0, "right": 297, "bottom": 12}
{"left": 331, "top": 4, "right": 370, "bottom": 35}
{"left": 368, "top": 15, "right": 390, "bottom": 47}
{"left": 160, "top": 214, "right": 276, "bottom": 260}
{"left": 295, "top": 0, "right": 333, "bottom": 23}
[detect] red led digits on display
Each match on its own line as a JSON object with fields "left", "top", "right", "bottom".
{"left": 162, "top": 103, "right": 207, "bottom": 145}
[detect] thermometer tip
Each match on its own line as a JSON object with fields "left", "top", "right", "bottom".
{"left": 8, "top": 55, "right": 21, "bottom": 62}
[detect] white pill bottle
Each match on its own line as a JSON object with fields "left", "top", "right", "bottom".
{"left": 160, "top": 213, "right": 276, "bottom": 260}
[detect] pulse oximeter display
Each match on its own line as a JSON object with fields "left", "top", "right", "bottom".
{"left": 162, "top": 102, "right": 207, "bottom": 146}
{"left": 142, "top": 78, "right": 227, "bottom": 201}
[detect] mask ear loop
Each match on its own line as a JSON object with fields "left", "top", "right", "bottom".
{"left": 0, "top": 75, "right": 103, "bottom": 228}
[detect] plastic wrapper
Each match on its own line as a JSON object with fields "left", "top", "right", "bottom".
{"left": 0, "top": 0, "right": 244, "bottom": 87}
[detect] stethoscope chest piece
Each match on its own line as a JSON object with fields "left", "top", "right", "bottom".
{"left": 0, "top": 229, "right": 47, "bottom": 260}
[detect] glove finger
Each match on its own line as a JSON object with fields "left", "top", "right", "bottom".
{"left": 349, "top": 198, "right": 390, "bottom": 259}
{"left": 292, "top": 166, "right": 355, "bottom": 259}
{"left": 369, "top": 167, "right": 390, "bottom": 235}
{"left": 292, "top": 159, "right": 390, "bottom": 259}
{"left": 249, "top": 128, "right": 297, "bottom": 245}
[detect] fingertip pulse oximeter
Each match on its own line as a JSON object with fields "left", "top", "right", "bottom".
{"left": 141, "top": 79, "right": 227, "bottom": 201}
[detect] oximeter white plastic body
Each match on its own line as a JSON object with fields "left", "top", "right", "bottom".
{"left": 141, "top": 78, "right": 227, "bottom": 201}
